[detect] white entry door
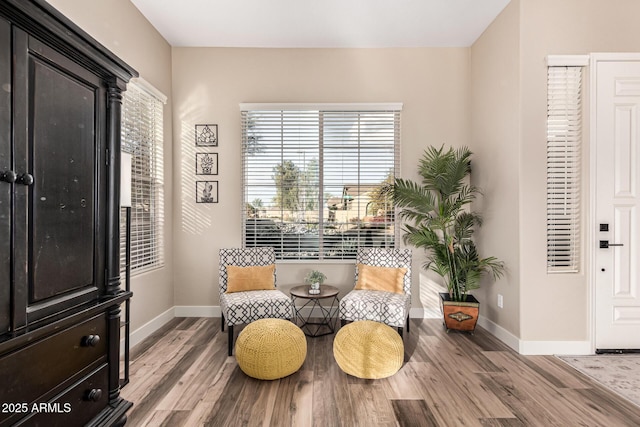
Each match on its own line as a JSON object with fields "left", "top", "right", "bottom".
{"left": 594, "top": 57, "right": 640, "bottom": 350}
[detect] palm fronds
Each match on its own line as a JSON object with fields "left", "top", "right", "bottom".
{"left": 394, "top": 145, "right": 504, "bottom": 302}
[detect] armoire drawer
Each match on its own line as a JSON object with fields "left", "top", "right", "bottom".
{"left": 15, "top": 364, "right": 109, "bottom": 427}
{"left": 0, "top": 313, "right": 107, "bottom": 414}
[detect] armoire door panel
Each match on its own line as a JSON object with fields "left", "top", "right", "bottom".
{"left": 29, "top": 56, "right": 96, "bottom": 302}
{"left": 12, "top": 29, "right": 106, "bottom": 322}
{"left": 12, "top": 27, "right": 29, "bottom": 329}
{"left": 0, "top": 16, "right": 11, "bottom": 333}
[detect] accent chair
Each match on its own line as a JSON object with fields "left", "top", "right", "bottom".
{"left": 339, "top": 247, "right": 412, "bottom": 337}
{"left": 219, "top": 247, "right": 294, "bottom": 356}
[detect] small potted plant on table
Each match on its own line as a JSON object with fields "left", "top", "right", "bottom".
{"left": 305, "top": 270, "right": 326, "bottom": 295}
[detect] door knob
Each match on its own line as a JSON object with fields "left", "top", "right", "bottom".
{"left": 0, "top": 170, "right": 16, "bottom": 183}
{"left": 599, "top": 240, "right": 624, "bottom": 249}
{"left": 16, "top": 173, "right": 34, "bottom": 186}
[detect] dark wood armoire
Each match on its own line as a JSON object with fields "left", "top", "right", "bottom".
{"left": 0, "top": 1, "right": 136, "bottom": 425}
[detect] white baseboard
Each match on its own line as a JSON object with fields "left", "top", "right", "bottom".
{"left": 174, "top": 305, "right": 220, "bottom": 317}
{"left": 296, "top": 306, "right": 439, "bottom": 319}
{"left": 173, "top": 306, "right": 441, "bottom": 320}
{"left": 477, "top": 315, "right": 592, "bottom": 355}
{"left": 518, "top": 339, "right": 592, "bottom": 355}
{"left": 477, "top": 315, "right": 520, "bottom": 353}
{"left": 122, "top": 306, "right": 176, "bottom": 354}
{"left": 173, "top": 306, "right": 439, "bottom": 319}
{"left": 122, "top": 305, "right": 592, "bottom": 356}
{"left": 410, "top": 307, "right": 441, "bottom": 319}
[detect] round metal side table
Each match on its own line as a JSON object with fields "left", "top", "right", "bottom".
{"left": 290, "top": 284, "right": 340, "bottom": 337}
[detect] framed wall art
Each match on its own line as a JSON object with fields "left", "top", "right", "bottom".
{"left": 196, "top": 152, "right": 218, "bottom": 175}
{"left": 195, "top": 124, "right": 218, "bottom": 146}
{"left": 196, "top": 180, "right": 218, "bottom": 203}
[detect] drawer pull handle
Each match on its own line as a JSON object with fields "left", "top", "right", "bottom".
{"left": 85, "top": 388, "right": 102, "bottom": 402}
{"left": 81, "top": 334, "right": 101, "bottom": 347}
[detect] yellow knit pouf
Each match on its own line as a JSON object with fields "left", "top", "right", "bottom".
{"left": 333, "top": 320, "right": 404, "bottom": 379}
{"left": 235, "top": 318, "right": 307, "bottom": 380}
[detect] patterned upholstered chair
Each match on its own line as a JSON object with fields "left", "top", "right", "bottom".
{"left": 219, "top": 247, "right": 293, "bottom": 356}
{"left": 339, "top": 248, "right": 412, "bottom": 337}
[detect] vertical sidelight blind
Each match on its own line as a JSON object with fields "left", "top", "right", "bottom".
{"left": 546, "top": 66, "right": 582, "bottom": 273}
{"left": 120, "top": 80, "right": 165, "bottom": 274}
{"left": 241, "top": 104, "right": 401, "bottom": 261}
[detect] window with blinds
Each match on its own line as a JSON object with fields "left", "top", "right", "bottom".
{"left": 120, "top": 80, "right": 165, "bottom": 274}
{"left": 546, "top": 66, "right": 582, "bottom": 273}
{"left": 241, "top": 104, "right": 401, "bottom": 260}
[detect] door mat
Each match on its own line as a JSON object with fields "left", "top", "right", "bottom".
{"left": 557, "top": 355, "right": 640, "bottom": 408}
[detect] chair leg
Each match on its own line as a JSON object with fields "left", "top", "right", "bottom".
{"left": 228, "top": 325, "right": 234, "bottom": 356}
{"left": 340, "top": 319, "right": 346, "bottom": 327}
{"left": 398, "top": 326, "right": 403, "bottom": 339}
{"left": 221, "top": 313, "right": 225, "bottom": 332}
{"left": 406, "top": 315, "right": 410, "bottom": 333}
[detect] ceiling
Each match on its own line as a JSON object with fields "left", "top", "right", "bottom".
{"left": 130, "top": 0, "right": 511, "bottom": 48}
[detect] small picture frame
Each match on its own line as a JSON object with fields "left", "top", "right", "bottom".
{"left": 195, "top": 124, "right": 218, "bottom": 147}
{"left": 196, "top": 180, "right": 218, "bottom": 203}
{"left": 196, "top": 153, "right": 218, "bottom": 175}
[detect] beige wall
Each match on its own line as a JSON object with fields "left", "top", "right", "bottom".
{"left": 470, "top": 0, "right": 521, "bottom": 337}
{"left": 518, "top": 0, "right": 640, "bottom": 341}
{"left": 472, "top": 0, "right": 640, "bottom": 345}
{"left": 45, "top": 0, "right": 640, "bottom": 350}
{"left": 47, "top": 0, "right": 175, "bottom": 332}
{"left": 171, "top": 47, "right": 471, "bottom": 309}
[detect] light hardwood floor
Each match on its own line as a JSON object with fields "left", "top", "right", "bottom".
{"left": 120, "top": 317, "right": 640, "bottom": 426}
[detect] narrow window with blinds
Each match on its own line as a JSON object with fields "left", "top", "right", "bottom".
{"left": 546, "top": 66, "right": 582, "bottom": 273}
{"left": 241, "top": 104, "right": 401, "bottom": 260}
{"left": 120, "top": 81, "right": 165, "bottom": 274}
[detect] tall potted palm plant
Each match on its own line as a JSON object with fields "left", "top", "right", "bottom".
{"left": 393, "top": 146, "right": 504, "bottom": 332}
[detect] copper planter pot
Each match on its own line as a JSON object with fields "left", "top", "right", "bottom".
{"left": 440, "top": 292, "right": 480, "bottom": 333}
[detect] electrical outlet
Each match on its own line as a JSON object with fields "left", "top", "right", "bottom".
{"left": 497, "top": 294, "right": 504, "bottom": 308}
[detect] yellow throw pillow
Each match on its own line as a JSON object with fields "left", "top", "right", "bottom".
{"left": 226, "top": 264, "right": 276, "bottom": 293}
{"left": 355, "top": 263, "right": 407, "bottom": 294}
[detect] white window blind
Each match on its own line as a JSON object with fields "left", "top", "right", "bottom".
{"left": 241, "top": 104, "right": 401, "bottom": 261}
{"left": 120, "top": 80, "right": 165, "bottom": 274}
{"left": 546, "top": 66, "right": 582, "bottom": 273}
